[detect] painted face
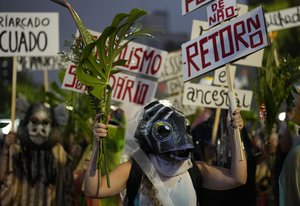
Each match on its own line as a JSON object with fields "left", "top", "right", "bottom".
{"left": 135, "top": 100, "right": 194, "bottom": 161}
{"left": 27, "top": 109, "right": 52, "bottom": 145}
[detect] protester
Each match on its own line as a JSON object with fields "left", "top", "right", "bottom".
{"left": 0, "top": 102, "right": 74, "bottom": 206}
{"left": 84, "top": 100, "right": 246, "bottom": 205}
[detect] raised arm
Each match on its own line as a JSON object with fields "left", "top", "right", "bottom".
{"left": 84, "top": 115, "right": 131, "bottom": 198}
{"left": 197, "top": 108, "right": 247, "bottom": 190}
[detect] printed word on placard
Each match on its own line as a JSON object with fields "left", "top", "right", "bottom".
{"left": 207, "top": 0, "right": 238, "bottom": 28}
{"left": 183, "top": 83, "right": 252, "bottom": 110}
{"left": 182, "top": 0, "right": 213, "bottom": 16}
{"left": 0, "top": 12, "right": 59, "bottom": 57}
{"left": 182, "top": 6, "right": 268, "bottom": 82}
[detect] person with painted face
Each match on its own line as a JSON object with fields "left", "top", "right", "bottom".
{"left": 0, "top": 103, "right": 74, "bottom": 206}
{"left": 84, "top": 100, "right": 246, "bottom": 205}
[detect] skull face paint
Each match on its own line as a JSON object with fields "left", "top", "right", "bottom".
{"left": 27, "top": 108, "right": 52, "bottom": 145}
{"left": 134, "top": 100, "right": 194, "bottom": 161}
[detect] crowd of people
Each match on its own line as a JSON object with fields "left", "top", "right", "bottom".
{"left": 0, "top": 99, "right": 299, "bottom": 206}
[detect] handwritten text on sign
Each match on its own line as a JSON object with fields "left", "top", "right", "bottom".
{"left": 0, "top": 13, "right": 59, "bottom": 57}
{"left": 182, "top": 0, "right": 213, "bottom": 16}
{"left": 183, "top": 83, "right": 252, "bottom": 110}
{"left": 265, "top": 6, "right": 300, "bottom": 32}
{"left": 110, "top": 73, "right": 157, "bottom": 105}
{"left": 207, "top": 0, "right": 238, "bottom": 28}
{"left": 182, "top": 6, "right": 268, "bottom": 82}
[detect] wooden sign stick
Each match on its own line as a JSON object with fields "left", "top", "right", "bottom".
{"left": 44, "top": 66, "right": 49, "bottom": 92}
{"left": 10, "top": 57, "right": 17, "bottom": 132}
{"left": 226, "top": 64, "right": 244, "bottom": 161}
{"left": 211, "top": 108, "right": 221, "bottom": 145}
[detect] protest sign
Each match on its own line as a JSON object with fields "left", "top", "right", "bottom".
{"left": 62, "top": 62, "right": 86, "bottom": 93}
{"left": 182, "top": 6, "right": 268, "bottom": 82}
{"left": 265, "top": 6, "right": 300, "bottom": 32}
{"left": 183, "top": 82, "right": 252, "bottom": 110}
{"left": 0, "top": 12, "right": 59, "bottom": 56}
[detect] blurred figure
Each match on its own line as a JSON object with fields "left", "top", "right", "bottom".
{"left": 0, "top": 103, "right": 74, "bottom": 206}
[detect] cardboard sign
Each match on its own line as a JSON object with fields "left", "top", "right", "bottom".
{"left": 167, "top": 93, "right": 198, "bottom": 116}
{"left": 213, "top": 65, "right": 236, "bottom": 86}
{"left": 110, "top": 72, "right": 158, "bottom": 106}
{"left": 207, "top": 0, "right": 238, "bottom": 28}
{"left": 191, "top": 19, "right": 264, "bottom": 67}
{"left": 62, "top": 62, "right": 86, "bottom": 93}
{"left": 183, "top": 82, "right": 252, "bottom": 110}
{"left": 159, "top": 50, "right": 182, "bottom": 82}
{"left": 16, "top": 56, "right": 61, "bottom": 71}
{"left": 182, "top": 6, "right": 268, "bottom": 82}
{"left": 265, "top": 6, "right": 300, "bottom": 32}
{"left": 0, "top": 13, "right": 59, "bottom": 57}
{"left": 182, "top": 0, "right": 213, "bottom": 16}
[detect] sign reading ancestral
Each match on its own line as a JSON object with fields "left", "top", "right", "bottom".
{"left": 0, "top": 12, "right": 59, "bottom": 57}
{"left": 207, "top": 0, "right": 238, "bottom": 28}
{"left": 183, "top": 82, "right": 253, "bottom": 110}
{"left": 182, "top": 6, "right": 268, "bottom": 82}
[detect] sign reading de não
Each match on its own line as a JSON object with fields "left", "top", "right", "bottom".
{"left": 182, "top": 6, "right": 269, "bottom": 82}
{"left": 0, "top": 12, "right": 59, "bottom": 57}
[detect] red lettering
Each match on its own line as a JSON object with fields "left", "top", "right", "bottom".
{"left": 199, "top": 37, "right": 211, "bottom": 69}
{"left": 186, "top": 42, "right": 200, "bottom": 78}
{"left": 249, "top": 31, "right": 263, "bottom": 48}
{"left": 140, "top": 50, "right": 154, "bottom": 74}
{"left": 122, "top": 79, "right": 134, "bottom": 101}
{"left": 115, "top": 77, "right": 126, "bottom": 99}
{"left": 130, "top": 48, "right": 143, "bottom": 70}
{"left": 233, "top": 21, "right": 248, "bottom": 50}
{"left": 150, "top": 54, "right": 162, "bottom": 75}
{"left": 136, "top": 84, "right": 149, "bottom": 104}
{"left": 64, "top": 65, "right": 77, "bottom": 88}
{"left": 208, "top": 32, "right": 219, "bottom": 62}
{"left": 219, "top": 26, "right": 234, "bottom": 58}
{"left": 185, "top": 0, "right": 194, "bottom": 13}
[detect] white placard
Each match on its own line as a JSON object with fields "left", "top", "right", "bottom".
{"left": 62, "top": 62, "right": 86, "bottom": 93}
{"left": 265, "top": 6, "right": 300, "bottom": 32}
{"left": 16, "top": 56, "right": 61, "bottom": 71}
{"left": 182, "top": 0, "right": 213, "bottom": 16}
{"left": 182, "top": 6, "right": 269, "bottom": 82}
{"left": 213, "top": 65, "right": 236, "bottom": 86}
{"left": 183, "top": 83, "right": 252, "bottom": 110}
{"left": 0, "top": 12, "right": 59, "bottom": 57}
{"left": 110, "top": 72, "right": 158, "bottom": 106}
{"left": 191, "top": 19, "right": 264, "bottom": 68}
{"left": 207, "top": 0, "right": 238, "bottom": 28}
{"left": 159, "top": 50, "right": 182, "bottom": 82}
